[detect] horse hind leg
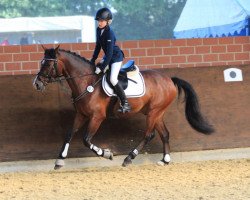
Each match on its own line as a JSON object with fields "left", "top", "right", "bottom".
{"left": 122, "top": 130, "right": 155, "bottom": 167}
{"left": 122, "top": 112, "right": 158, "bottom": 167}
{"left": 155, "top": 119, "right": 171, "bottom": 166}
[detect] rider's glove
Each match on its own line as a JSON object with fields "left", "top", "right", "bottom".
{"left": 95, "top": 67, "right": 102, "bottom": 74}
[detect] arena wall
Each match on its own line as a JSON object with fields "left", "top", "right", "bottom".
{"left": 0, "top": 36, "right": 249, "bottom": 162}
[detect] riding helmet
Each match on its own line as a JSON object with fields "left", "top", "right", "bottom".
{"left": 95, "top": 7, "right": 112, "bottom": 21}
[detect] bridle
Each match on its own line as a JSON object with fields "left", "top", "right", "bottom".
{"left": 37, "top": 57, "right": 102, "bottom": 103}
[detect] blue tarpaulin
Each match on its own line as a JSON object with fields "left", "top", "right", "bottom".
{"left": 174, "top": 0, "right": 250, "bottom": 38}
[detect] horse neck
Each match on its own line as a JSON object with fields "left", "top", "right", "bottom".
{"left": 59, "top": 52, "right": 95, "bottom": 96}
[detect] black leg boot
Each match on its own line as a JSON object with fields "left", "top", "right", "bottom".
{"left": 114, "top": 83, "right": 131, "bottom": 113}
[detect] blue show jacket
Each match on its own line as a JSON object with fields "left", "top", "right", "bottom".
{"left": 91, "top": 26, "right": 124, "bottom": 70}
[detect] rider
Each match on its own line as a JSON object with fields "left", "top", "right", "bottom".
{"left": 90, "top": 7, "right": 131, "bottom": 113}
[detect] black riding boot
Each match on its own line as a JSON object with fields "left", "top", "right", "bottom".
{"left": 114, "top": 83, "right": 131, "bottom": 113}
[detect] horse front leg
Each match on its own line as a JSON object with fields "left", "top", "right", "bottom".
{"left": 83, "top": 115, "right": 113, "bottom": 160}
{"left": 54, "top": 113, "right": 87, "bottom": 170}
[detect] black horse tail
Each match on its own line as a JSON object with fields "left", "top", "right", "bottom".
{"left": 171, "top": 77, "right": 214, "bottom": 134}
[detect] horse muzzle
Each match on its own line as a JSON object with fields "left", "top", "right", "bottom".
{"left": 33, "top": 75, "right": 46, "bottom": 91}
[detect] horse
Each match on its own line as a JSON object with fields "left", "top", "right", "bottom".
{"left": 33, "top": 45, "right": 214, "bottom": 169}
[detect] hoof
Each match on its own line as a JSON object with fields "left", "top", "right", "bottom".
{"left": 54, "top": 165, "right": 63, "bottom": 170}
{"left": 54, "top": 159, "right": 65, "bottom": 170}
{"left": 122, "top": 157, "right": 132, "bottom": 167}
{"left": 103, "top": 149, "right": 113, "bottom": 160}
{"left": 157, "top": 160, "right": 170, "bottom": 166}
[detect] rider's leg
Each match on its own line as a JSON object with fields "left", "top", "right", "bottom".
{"left": 110, "top": 62, "right": 131, "bottom": 113}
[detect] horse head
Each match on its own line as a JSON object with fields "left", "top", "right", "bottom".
{"left": 33, "top": 45, "right": 62, "bottom": 91}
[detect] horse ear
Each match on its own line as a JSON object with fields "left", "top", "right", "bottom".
{"left": 41, "top": 45, "right": 47, "bottom": 51}
{"left": 55, "top": 45, "right": 60, "bottom": 53}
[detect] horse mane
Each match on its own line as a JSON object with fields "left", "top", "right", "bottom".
{"left": 58, "top": 49, "right": 94, "bottom": 66}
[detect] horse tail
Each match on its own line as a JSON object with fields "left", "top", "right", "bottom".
{"left": 171, "top": 77, "right": 214, "bottom": 135}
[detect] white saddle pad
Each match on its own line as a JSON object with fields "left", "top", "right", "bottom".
{"left": 102, "top": 67, "right": 146, "bottom": 98}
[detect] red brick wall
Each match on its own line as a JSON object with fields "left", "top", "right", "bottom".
{"left": 0, "top": 36, "right": 249, "bottom": 75}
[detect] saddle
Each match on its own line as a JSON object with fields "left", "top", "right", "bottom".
{"left": 105, "top": 60, "right": 136, "bottom": 90}
{"left": 102, "top": 60, "right": 145, "bottom": 98}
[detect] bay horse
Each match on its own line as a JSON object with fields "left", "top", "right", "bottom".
{"left": 33, "top": 45, "right": 214, "bottom": 169}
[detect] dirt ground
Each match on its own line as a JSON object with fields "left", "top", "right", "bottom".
{"left": 0, "top": 159, "right": 249, "bottom": 200}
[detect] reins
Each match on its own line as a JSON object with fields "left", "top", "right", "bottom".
{"left": 39, "top": 51, "right": 103, "bottom": 104}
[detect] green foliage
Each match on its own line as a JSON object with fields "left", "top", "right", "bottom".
{"left": 0, "top": 0, "right": 186, "bottom": 40}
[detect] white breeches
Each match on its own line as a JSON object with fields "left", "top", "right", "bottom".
{"left": 110, "top": 61, "right": 122, "bottom": 86}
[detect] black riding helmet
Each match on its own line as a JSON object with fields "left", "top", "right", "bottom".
{"left": 95, "top": 7, "right": 112, "bottom": 21}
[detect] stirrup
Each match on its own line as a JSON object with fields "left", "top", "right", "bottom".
{"left": 118, "top": 102, "right": 131, "bottom": 113}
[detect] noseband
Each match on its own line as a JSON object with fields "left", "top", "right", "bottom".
{"left": 37, "top": 58, "right": 61, "bottom": 83}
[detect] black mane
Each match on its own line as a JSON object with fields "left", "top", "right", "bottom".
{"left": 59, "top": 49, "right": 93, "bottom": 66}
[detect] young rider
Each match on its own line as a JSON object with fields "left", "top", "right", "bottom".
{"left": 90, "top": 7, "right": 131, "bottom": 113}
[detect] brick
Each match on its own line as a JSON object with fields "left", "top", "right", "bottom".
{"left": 163, "top": 47, "right": 178, "bottom": 55}
{"left": 162, "top": 64, "right": 178, "bottom": 68}
{"left": 139, "top": 40, "right": 155, "bottom": 48}
{"left": 187, "top": 55, "right": 202, "bottom": 62}
{"left": 242, "top": 60, "right": 250, "bottom": 65}
{"left": 211, "top": 62, "right": 227, "bottom": 66}
{"left": 170, "top": 39, "right": 186, "bottom": 46}
{"left": 234, "top": 36, "right": 249, "bottom": 44}
{"left": 58, "top": 43, "right": 71, "bottom": 51}
{"left": 87, "top": 42, "right": 96, "bottom": 51}
{"left": 155, "top": 56, "right": 170, "bottom": 64}
{"left": 80, "top": 50, "right": 94, "bottom": 60}
{"left": 147, "top": 64, "right": 162, "bottom": 69}
{"left": 218, "top": 37, "right": 234, "bottom": 44}
{"left": 13, "top": 53, "right": 29, "bottom": 61}
{"left": 147, "top": 48, "right": 163, "bottom": 56}
{"left": 0, "top": 71, "right": 12, "bottom": 75}
{"left": 139, "top": 57, "right": 155, "bottom": 65}
{"left": 227, "top": 61, "right": 243, "bottom": 66}
{"left": 203, "top": 38, "right": 218, "bottom": 45}
{"left": 171, "top": 55, "right": 186, "bottom": 63}
{"left": 242, "top": 44, "right": 250, "bottom": 52}
{"left": 122, "top": 49, "right": 130, "bottom": 58}
{"left": 227, "top": 44, "right": 242, "bottom": 52}
{"left": 3, "top": 45, "right": 21, "bottom": 53}
{"left": 22, "top": 62, "right": 39, "bottom": 70}
{"left": 0, "top": 63, "right": 4, "bottom": 71}
{"left": 196, "top": 46, "right": 210, "bottom": 54}
{"left": 186, "top": 38, "right": 202, "bottom": 46}
{"left": 30, "top": 52, "right": 44, "bottom": 61}
{"left": 21, "top": 45, "right": 38, "bottom": 52}
{"left": 203, "top": 54, "right": 218, "bottom": 62}
{"left": 211, "top": 45, "right": 226, "bottom": 53}
{"left": 235, "top": 52, "right": 249, "bottom": 60}
{"left": 5, "top": 62, "right": 21, "bottom": 71}
{"left": 195, "top": 62, "right": 211, "bottom": 67}
{"left": 0, "top": 46, "right": 3, "bottom": 53}
{"left": 130, "top": 49, "right": 146, "bottom": 57}
{"left": 71, "top": 43, "right": 88, "bottom": 51}
{"left": 179, "top": 47, "right": 195, "bottom": 54}
{"left": 219, "top": 53, "right": 234, "bottom": 61}
{"left": 154, "top": 40, "right": 171, "bottom": 47}
{"left": 179, "top": 63, "right": 195, "bottom": 68}
{"left": 122, "top": 41, "right": 138, "bottom": 49}
{"left": 0, "top": 54, "right": 12, "bottom": 62}
{"left": 13, "top": 70, "right": 31, "bottom": 75}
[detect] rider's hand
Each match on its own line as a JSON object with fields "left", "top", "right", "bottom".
{"left": 95, "top": 67, "right": 102, "bottom": 74}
